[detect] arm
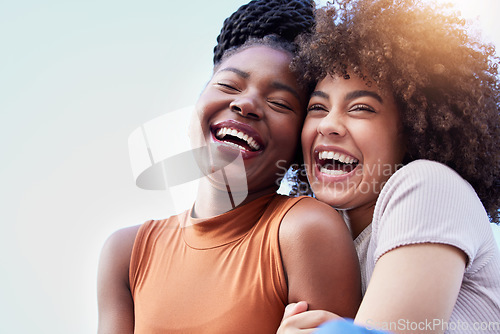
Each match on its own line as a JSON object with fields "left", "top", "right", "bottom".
{"left": 278, "top": 243, "right": 466, "bottom": 334}
{"left": 278, "top": 162, "right": 474, "bottom": 333}
{"left": 354, "top": 243, "right": 466, "bottom": 334}
{"left": 279, "top": 197, "right": 361, "bottom": 318}
{"left": 354, "top": 162, "right": 473, "bottom": 333}
{"left": 97, "top": 225, "right": 141, "bottom": 334}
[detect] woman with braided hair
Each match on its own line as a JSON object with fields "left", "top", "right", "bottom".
{"left": 97, "top": 1, "right": 361, "bottom": 333}
{"left": 212, "top": 0, "right": 318, "bottom": 64}
{"left": 278, "top": 0, "right": 500, "bottom": 333}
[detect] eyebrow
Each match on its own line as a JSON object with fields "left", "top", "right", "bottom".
{"left": 310, "top": 89, "right": 384, "bottom": 104}
{"left": 271, "top": 82, "right": 301, "bottom": 102}
{"left": 218, "top": 67, "right": 249, "bottom": 79}
{"left": 218, "top": 67, "right": 301, "bottom": 101}
{"left": 310, "top": 90, "right": 330, "bottom": 99}
{"left": 345, "top": 90, "right": 383, "bottom": 103}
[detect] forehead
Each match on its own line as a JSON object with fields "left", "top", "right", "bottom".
{"left": 318, "top": 75, "right": 366, "bottom": 88}
{"left": 315, "top": 74, "right": 400, "bottom": 112}
{"left": 215, "top": 46, "right": 294, "bottom": 76}
{"left": 316, "top": 75, "right": 388, "bottom": 98}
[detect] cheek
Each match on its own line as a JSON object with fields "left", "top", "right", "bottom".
{"left": 394, "top": 130, "right": 406, "bottom": 162}
{"left": 270, "top": 116, "right": 303, "bottom": 163}
{"left": 301, "top": 118, "right": 317, "bottom": 155}
{"left": 379, "top": 126, "right": 405, "bottom": 163}
{"left": 195, "top": 87, "right": 227, "bottom": 118}
{"left": 362, "top": 128, "right": 404, "bottom": 178}
{"left": 188, "top": 110, "right": 208, "bottom": 152}
{"left": 301, "top": 118, "right": 318, "bottom": 164}
{"left": 274, "top": 113, "right": 301, "bottom": 138}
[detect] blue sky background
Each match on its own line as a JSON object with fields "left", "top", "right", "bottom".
{"left": 0, "top": 1, "right": 498, "bottom": 333}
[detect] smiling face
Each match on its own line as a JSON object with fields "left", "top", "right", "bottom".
{"left": 302, "top": 75, "right": 406, "bottom": 226}
{"left": 191, "top": 45, "right": 307, "bottom": 195}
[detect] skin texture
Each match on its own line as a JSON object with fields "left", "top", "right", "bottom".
{"left": 278, "top": 74, "right": 467, "bottom": 334}
{"left": 97, "top": 225, "right": 139, "bottom": 334}
{"left": 190, "top": 46, "right": 307, "bottom": 218}
{"left": 97, "top": 45, "right": 361, "bottom": 334}
{"left": 354, "top": 243, "right": 466, "bottom": 334}
{"left": 279, "top": 197, "right": 361, "bottom": 318}
{"left": 280, "top": 244, "right": 466, "bottom": 334}
{"left": 302, "top": 75, "right": 405, "bottom": 237}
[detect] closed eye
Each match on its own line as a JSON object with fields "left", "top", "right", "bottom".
{"left": 269, "top": 100, "right": 294, "bottom": 112}
{"left": 215, "top": 82, "right": 240, "bottom": 92}
{"left": 307, "top": 104, "right": 329, "bottom": 114}
{"left": 349, "top": 104, "right": 376, "bottom": 113}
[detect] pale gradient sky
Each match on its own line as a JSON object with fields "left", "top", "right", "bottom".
{"left": 0, "top": 1, "right": 499, "bottom": 333}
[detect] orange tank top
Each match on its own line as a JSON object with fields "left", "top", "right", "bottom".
{"left": 129, "top": 193, "right": 305, "bottom": 333}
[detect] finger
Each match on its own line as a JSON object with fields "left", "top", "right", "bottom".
{"left": 283, "top": 310, "right": 341, "bottom": 330}
{"left": 283, "top": 301, "right": 309, "bottom": 320}
{"left": 277, "top": 326, "right": 316, "bottom": 334}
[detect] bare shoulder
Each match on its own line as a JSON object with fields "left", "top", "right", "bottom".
{"left": 279, "top": 197, "right": 360, "bottom": 317}
{"left": 279, "top": 196, "right": 353, "bottom": 260}
{"left": 98, "top": 224, "right": 143, "bottom": 287}
{"left": 280, "top": 196, "right": 349, "bottom": 239}
{"left": 98, "top": 223, "right": 142, "bottom": 292}
{"left": 101, "top": 224, "right": 142, "bottom": 259}
{"left": 97, "top": 224, "right": 142, "bottom": 334}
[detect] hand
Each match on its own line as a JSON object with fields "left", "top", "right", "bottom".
{"left": 277, "top": 302, "right": 342, "bottom": 334}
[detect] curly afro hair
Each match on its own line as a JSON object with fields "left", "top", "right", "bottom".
{"left": 293, "top": 0, "right": 500, "bottom": 223}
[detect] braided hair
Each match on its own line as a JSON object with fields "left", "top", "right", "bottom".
{"left": 213, "top": 0, "right": 315, "bottom": 64}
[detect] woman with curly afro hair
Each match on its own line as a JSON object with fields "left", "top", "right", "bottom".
{"left": 278, "top": 0, "right": 500, "bottom": 333}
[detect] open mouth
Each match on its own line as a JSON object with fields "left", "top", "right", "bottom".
{"left": 212, "top": 126, "right": 263, "bottom": 152}
{"left": 317, "top": 150, "right": 359, "bottom": 176}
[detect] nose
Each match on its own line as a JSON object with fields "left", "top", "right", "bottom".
{"left": 230, "top": 94, "right": 263, "bottom": 120}
{"left": 317, "top": 111, "right": 347, "bottom": 137}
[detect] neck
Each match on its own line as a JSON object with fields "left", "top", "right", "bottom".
{"left": 342, "top": 203, "right": 376, "bottom": 239}
{"left": 192, "top": 176, "right": 277, "bottom": 219}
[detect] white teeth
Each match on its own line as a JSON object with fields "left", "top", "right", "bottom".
{"left": 318, "top": 151, "right": 358, "bottom": 164}
{"left": 225, "top": 141, "right": 246, "bottom": 150}
{"left": 320, "top": 167, "right": 348, "bottom": 175}
{"left": 215, "top": 127, "right": 261, "bottom": 151}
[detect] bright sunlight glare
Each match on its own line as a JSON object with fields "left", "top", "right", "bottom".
{"left": 426, "top": 0, "right": 499, "bottom": 44}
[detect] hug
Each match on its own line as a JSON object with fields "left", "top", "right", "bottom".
{"left": 98, "top": 1, "right": 500, "bottom": 333}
